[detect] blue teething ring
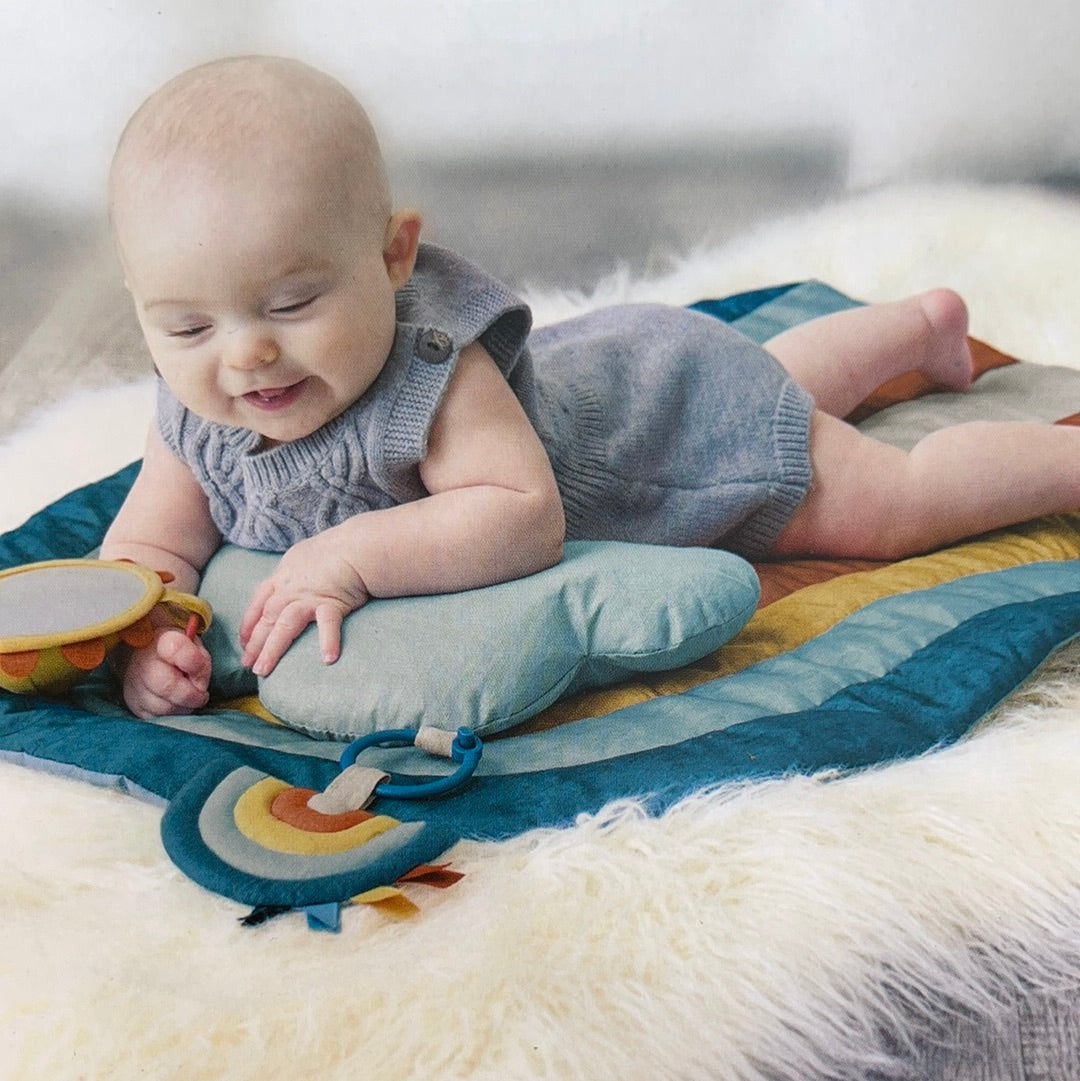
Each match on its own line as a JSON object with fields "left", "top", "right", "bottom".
{"left": 338, "top": 726, "right": 483, "bottom": 800}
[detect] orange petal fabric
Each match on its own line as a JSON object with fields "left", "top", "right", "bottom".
{"left": 120, "top": 614, "right": 156, "bottom": 649}
{"left": 60, "top": 638, "right": 108, "bottom": 671}
{"left": 0, "top": 650, "right": 39, "bottom": 678}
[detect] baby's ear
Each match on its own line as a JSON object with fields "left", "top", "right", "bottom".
{"left": 383, "top": 210, "right": 422, "bottom": 289}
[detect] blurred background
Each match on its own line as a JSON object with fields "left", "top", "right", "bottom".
{"left": 2, "top": 0, "right": 1079, "bottom": 369}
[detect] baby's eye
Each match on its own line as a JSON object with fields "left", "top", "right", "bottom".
{"left": 270, "top": 294, "right": 318, "bottom": 315}
{"left": 166, "top": 324, "right": 211, "bottom": 339}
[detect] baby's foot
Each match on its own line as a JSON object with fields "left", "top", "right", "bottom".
{"left": 918, "top": 288, "right": 974, "bottom": 392}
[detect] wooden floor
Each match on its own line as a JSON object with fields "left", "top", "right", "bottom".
{"left": 906, "top": 992, "right": 1080, "bottom": 1080}
{"left": 0, "top": 197, "right": 95, "bottom": 374}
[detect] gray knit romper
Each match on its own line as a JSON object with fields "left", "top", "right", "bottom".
{"left": 157, "top": 244, "right": 814, "bottom": 559}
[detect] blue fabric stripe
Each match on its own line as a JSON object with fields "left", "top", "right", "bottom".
{"left": 688, "top": 282, "right": 800, "bottom": 325}
{"left": 0, "top": 747, "right": 168, "bottom": 807}
{"left": 0, "top": 689, "right": 342, "bottom": 801}
{"left": 728, "top": 280, "right": 862, "bottom": 343}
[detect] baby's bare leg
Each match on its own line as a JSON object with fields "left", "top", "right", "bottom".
{"left": 766, "top": 290, "right": 973, "bottom": 418}
{"left": 771, "top": 411, "right": 1080, "bottom": 559}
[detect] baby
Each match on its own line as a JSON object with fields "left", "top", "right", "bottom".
{"left": 102, "top": 55, "right": 1080, "bottom": 719}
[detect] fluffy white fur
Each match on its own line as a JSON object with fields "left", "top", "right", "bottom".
{"left": 3, "top": 182, "right": 1080, "bottom": 1080}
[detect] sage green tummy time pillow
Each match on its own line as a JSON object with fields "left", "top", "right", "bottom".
{"left": 199, "top": 540, "right": 760, "bottom": 739}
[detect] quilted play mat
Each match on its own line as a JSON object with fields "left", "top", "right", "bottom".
{"left": 4, "top": 279, "right": 1080, "bottom": 929}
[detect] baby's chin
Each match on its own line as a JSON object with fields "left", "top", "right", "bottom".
{"left": 242, "top": 405, "right": 353, "bottom": 448}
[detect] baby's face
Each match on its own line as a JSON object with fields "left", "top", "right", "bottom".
{"left": 116, "top": 161, "right": 401, "bottom": 444}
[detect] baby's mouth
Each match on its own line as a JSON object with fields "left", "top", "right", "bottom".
{"left": 243, "top": 380, "right": 306, "bottom": 410}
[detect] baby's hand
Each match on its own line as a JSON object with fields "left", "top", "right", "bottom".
{"left": 239, "top": 530, "right": 370, "bottom": 677}
{"left": 121, "top": 625, "right": 212, "bottom": 719}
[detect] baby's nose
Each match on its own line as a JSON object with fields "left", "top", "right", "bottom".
{"left": 224, "top": 329, "right": 280, "bottom": 369}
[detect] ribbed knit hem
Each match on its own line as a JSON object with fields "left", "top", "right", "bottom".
{"left": 723, "top": 379, "right": 814, "bottom": 559}
{"left": 379, "top": 347, "right": 456, "bottom": 492}
{"left": 539, "top": 383, "right": 617, "bottom": 540}
{"left": 239, "top": 418, "right": 345, "bottom": 490}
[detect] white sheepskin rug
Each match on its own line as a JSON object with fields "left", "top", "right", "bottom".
{"left": 4, "top": 182, "right": 1080, "bottom": 1081}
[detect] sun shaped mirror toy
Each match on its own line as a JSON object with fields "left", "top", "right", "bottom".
{"left": 0, "top": 559, "right": 211, "bottom": 695}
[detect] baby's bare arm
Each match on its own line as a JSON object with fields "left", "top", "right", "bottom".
{"left": 388, "top": 341, "right": 565, "bottom": 591}
{"left": 101, "top": 428, "right": 222, "bottom": 716}
{"left": 101, "top": 426, "right": 221, "bottom": 589}
{"left": 240, "top": 343, "right": 565, "bottom": 674}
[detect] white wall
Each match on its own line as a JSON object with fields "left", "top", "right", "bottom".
{"left": 2, "top": 0, "right": 1079, "bottom": 209}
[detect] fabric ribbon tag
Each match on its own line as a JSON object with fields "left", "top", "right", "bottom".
{"left": 304, "top": 902, "right": 342, "bottom": 932}
{"left": 307, "top": 763, "right": 389, "bottom": 814}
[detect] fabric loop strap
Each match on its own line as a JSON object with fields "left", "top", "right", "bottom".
{"left": 414, "top": 726, "right": 457, "bottom": 758}
{"left": 307, "top": 764, "right": 389, "bottom": 814}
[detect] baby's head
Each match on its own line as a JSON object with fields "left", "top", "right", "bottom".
{"left": 110, "top": 56, "right": 421, "bottom": 443}
{"left": 111, "top": 55, "right": 394, "bottom": 246}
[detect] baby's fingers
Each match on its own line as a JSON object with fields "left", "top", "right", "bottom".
{"left": 315, "top": 602, "right": 345, "bottom": 665}
{"left": 156, "top": 629, "right": 211, "bottom": 689}
{"left": 239, "top": 579, "right": 277, "bottom": 648}
{"left": 247, "top": 600, "right": 347, "bottom": 677}
{"left": 124, "top": 636, "right": 211, "bottom": 718}
{"left": 128, "top": 678, "right": 210, "bottom": 719}
{"left": 247, "top": 603, "right": 317, "bottom": 677}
